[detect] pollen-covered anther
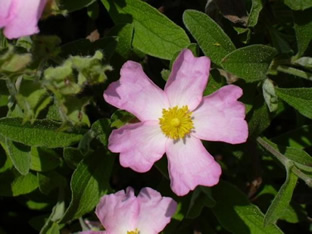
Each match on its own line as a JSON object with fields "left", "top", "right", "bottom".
{"left": 127, "top": 228, "right": 140, "bottom": 234}
{"left": 159, "top": 106, "right": 194, "bottom": 140}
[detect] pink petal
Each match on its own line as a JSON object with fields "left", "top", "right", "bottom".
{"left": 166, "top": 136, "right": 222, "bottom": 196}
{"left": 104, "top": 61, "right": 169, "bottom": 121}
{"left": 95, "top": 187, "right": 138, "bottom": 233}
{"left": 165, "top": 49, "right": 210, "bottom": 111}
{"left": 136, "top": 187, "right": 177, "bottom": 234}
{"left": 80, "top": 231, "right": 106, "bottom": 234}
{"left": 0, "top": 0, "right": 13, "bottom": 27}
{"left": 192, "top": 85, "right": 248, "bottom": 144}
{"left": 3, "top": 0, "right": 47, "bottom": 39}
{"left": 108, "top": 121, "right": 167, "bottom": 173}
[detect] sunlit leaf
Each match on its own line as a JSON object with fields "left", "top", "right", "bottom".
{"left": 212, "top": 181, "right": 283, "bottom": 234}
{"left": 0, "top": 118, "right": 83, "bottom": 148}
{"left": 60, "top": 150, "right": 114, "bottom": 223}
{"left": 264, "top": 170, "right": 298, "bottom": 226}
{"left": 294, "top": 8, "right": 312, "bottom": 56}
{"left": 276, "top": 87, "right": 312, "bottom": 119}
{"left": 102, "top": 0, "right": 190, "bottom": 60}
{"left": 183, "top": 10, "right": 236, "bottom": 66}
{"left": 5, "top": 139, "right": 31, "bottom": 175}
{"left": 221, "top": 45, "right": 277, "bottom": 82}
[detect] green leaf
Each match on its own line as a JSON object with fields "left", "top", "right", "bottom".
{"left": 43, "top": 222, "right": 60, "bottom": 234}
{"left": 262, "top": 79, "right": 278, "bottom": 112}
{"left": 62, "top": 0, "right": 96, "bottom": 12}
{"left": 283, "top": 0, "right": 312, "bottom": 11}
{"left": 183, "top": 10, "right": 236, "bottom": 66}
{"left": 247, "top": 97, "right": 271, "bottom": 138}
{"left": 67, "top": 50, "right": 111, "bottom": 86}
{"left": 108, "top": 24, "right": 134, "bottom": 59}
{"left": 46, "top": 105, "right": 62, "bottom": 122}
{"left": 110, "top": 110, "right": 135, "bottom": 128}
{"left": 256, "top": 185, "right": 306, "bottom": 224}
{"left": 186, "top": 187, "right": 216, "bottom": 218}
{"left": 60, "top": 150, "right": 114, "bottom": 223}
{"left": 43, "top": 51, "right": 111, "bottom": 126}
{"left": 91, "top": 118, "right": 111, "bottom": 147}
{"left": 269, "top": 28, "right": 293, "bottom": 55}
{"left": 44, "top": 50, "right": 111, "bottom": 96}
{"left": 0, "top": 170, "right": 38, "bottom": 196}
{"left": 294, "top": 9, "right": 312, "bottom": 57}
{"left": 260, "top": 137, "right": 312, "bottom": 173}
{"left": 221, "top": 45, "right": 277, "bottom": 82}
{"left": 0, "top": 31, "right": 8, "bottom": 49}
{"left": 38, "top": 171, "right": 66, "bottom": 195}
{"left": 25, "top": 197, "right": 50, "bottom": 211}
{"left": 0, "top": 118, "right": 83, "bottom": 148}
{"left": 294, "top": 57, "right": 312, "bottom": 69}
{"left": 78, "top": 130, "right": 94, "bottom": 155}
{"left": 276, "top": 65, "right": 312, "bottom": 81}
{"left": 43, "top": 62, "right": 80, "bottom": 95}
{"left": 40, "top": 189, "right": 65, "bottom": 234}
{"left": 16, "top": 79, "right": 52, "bottom": 122}
{"left": 276, "top": 87, "right": 312, "bottom": 119}
{"left": 62, "top": 96, "right": 91, "bottom": 126}
{"left": 262, "top": 138, "right": 312, "bottom": 167}
{"left": 247, "top": 0, "right": 264, "bottom": 27}
{"left": 5, "top": 139, "right": 31, "bottom": 175}
{"left": 30, "top": 147, "right": 61, "bottom": 172}
{"left": 63, "top": 147, "right": 84, "bottom": 169}
{"left": 161, "top": 69, "right": 170, "bottom": 81}
{"left": 212, "top": 181, "right": 283, "bottom": 234}
{"left": 77, "top": 118, "right": 110, "bottom": 154}
{"left": 0, "top": 80, "right": 9, "bottom": 107}
{"left": 264, "top": 171, "right": 298, "bottom": 226}
{"left": 0, "top": 47, "right": 32, "bottom": 73}
{"left": 12, "top": 172, "right": 39, "bottom": 196}
{"left": 0, "top": 143, "right": 12, "bottom": 173}
{"left": 101, "top": 0, "right": 190, "bottom": 60}
{"left": 271, "top": 125, "right": 312, "bottom": 149}
{"left": 204, "top": 69, "right": 225, "bottom": 96}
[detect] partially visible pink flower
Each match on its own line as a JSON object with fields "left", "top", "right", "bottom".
{"left": 81, "top": 187, "right": 177, "bottom": 234}
{"left": 104, "top": 49, "right": 248, "bottom": 196}
{"left": 0, "top": 0, "right": 47, "bottom": 39}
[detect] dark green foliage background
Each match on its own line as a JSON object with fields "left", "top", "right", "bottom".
{"left": 0, "top": 0, "right": 312, "bottom": 233}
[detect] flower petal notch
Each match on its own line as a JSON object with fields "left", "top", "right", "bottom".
{"left": 0, "top": 0, "right": 48, "bottom": 39}
{"left": 81, "top": 187, "right": 177, "bottom": 234}
{"left": 104, "top": 49, "right": 249, "bottom": 196}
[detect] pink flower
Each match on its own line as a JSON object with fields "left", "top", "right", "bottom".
{"left": 81, "top": 187, "right": 177, "bottom": 234}
{"left": 0, "top": 0, "right": 47, "bottom": 39}
{"left": 104, "top": 49, "right": 248, "bottom": 196}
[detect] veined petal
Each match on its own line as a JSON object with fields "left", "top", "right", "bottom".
{"left": 95, "top": 187, "right": 138, "bottom": 233}
{"left": 108, "top": 121, "right": 167, "bottom": 173}
{"left": 3, "top": 0, "right": 47, "bottom": 39}
{"left": 192, "top": 85, "right": 248, "bottom": 144}
{"left": 166, "top": 136, "right": 221, "bottom": 196}
{"left": 104, "top": 61, "right": 169, "bottom": 121}
{"left": 137, "top": 187, "right": 177, "bottom": 234}
{"left": 165, "top": 49, "right": 210, "bottom": 111}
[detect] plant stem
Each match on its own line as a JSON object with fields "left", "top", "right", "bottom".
{"left": 257, "top": 137, "right": 312, "bottom": 187}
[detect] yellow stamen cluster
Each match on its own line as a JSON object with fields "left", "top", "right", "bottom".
{"left": 159, "top": 106, "right": 194, "bottom": 140}
{"left": 127, "top": 228, "right": 139, "bottom": 234}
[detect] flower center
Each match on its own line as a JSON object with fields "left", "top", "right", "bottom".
{"left": 127, "top": 228, "right": 139, "bottom": 234}
{"left": 159, "top": 106, "right": 194, "bottom": 140}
